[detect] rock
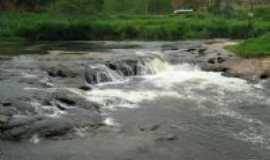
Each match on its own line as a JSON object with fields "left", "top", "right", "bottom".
{"left": 198, "top": 48, "right": 207, "bottom": 55}
{"left": 55, "top": 97, "right": 76, "bottom": 106}
{"left": 161, "top": 45, "right": 179, "bottom": 51}
{"left": 84, "top": 65, "right": 118, "bottom": 84}
{"left": 0, "top": 115, "right": 9, "bottom": 125}
{"left": 156, "top": 133, "right": 178, "bottom": 141}
{"left": 106, "top": 55, "right": 164, "bottom": 76}
{"left": 186, "top": 48, "right": 197, "bottom": 52}
{"left": 150, "top": 124, "right": 160, "bottom": 131}
{"left": 53, "top": 89, "right": 100, "bottom": 112}
{"left": 165, "top": 134, "right": 178, "bottom": 141}
{"left": 1, "top": 101, "right": 12, "bottom": 107}
{"left": 0, "top": 56, "right": 12, "bottom": 61}
{"left": 79, "top": 85, "right": 92, "bottom": 91}
{"left": 217, "top": 57, "right": 226, "bottom": 63}
{"left": 47, "top": 65, "right": 79, "bottom": 78}
{"left": 208, "top": 58, "right": 216, "bottom": 64}
{"left": 0, "top": 88, "right": 102, "bottom": 141}
{"left": 2, "top": 117, "right": 73, "bottom": 140}
{"left": 1, "top": 106, "right": 102, "bottom": 141}
{"left": 139, "top": 124, "right": 160, "bottom": 132}
{"left": 202, "top": 65, "right": 228, "bottom": 72}
{"left": 220, "top": 58, "right": 270, "bottom": 81}
{"left": 260, "top": 72, "right": 269, "bottom": 80}
{"left": 106, "top": 59, "right": 139, "bottom": 76}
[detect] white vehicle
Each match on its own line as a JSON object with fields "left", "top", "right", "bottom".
{"left": 173, "top": 9, "right": 193, "bottom": 15}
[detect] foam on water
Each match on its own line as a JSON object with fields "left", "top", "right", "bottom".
{"left": 143, "top": 63, "right": 250, "bottom": 91}
{"left": 29, "top": 134, "right": 41, "bottom": 144}
{"left": 85, "top": 89, "right": 182, "bottom": 110}
{"left": 103, "top": 117, "right": 119, "bottom": 126}
{"left": 81, "top": 62, "right": 260, "bottom": 111}
{"left": 22, "top": 51, "right": 269, "bottom": 149}
{"left": 30, "top": 101, "right": 66, "bottom": 118}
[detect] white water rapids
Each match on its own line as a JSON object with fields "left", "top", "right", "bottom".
{"left": 65, "top": 54, "right": 270, "bottom": 150}
{"left": 21, "top": 49, "right": 270, "bottom": 150}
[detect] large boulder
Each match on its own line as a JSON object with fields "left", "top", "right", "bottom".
{"left": 1, "top": 116, "right": 72, "bottom": 140}
{"left": 0, "top": 89, "right": 102, "bottom": 141}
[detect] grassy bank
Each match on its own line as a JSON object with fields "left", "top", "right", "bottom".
{"left": 1, "top": 12, "right": 270, "bottom": 41}
{"left": 227, "top": 33, "right": 270, "bottom": 58}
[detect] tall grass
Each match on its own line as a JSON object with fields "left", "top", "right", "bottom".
{"left": 0, "top": 11, "right": 270, "bottom": 41}
{"left": 227, "top": 33, "right": 270, "bottom": 57}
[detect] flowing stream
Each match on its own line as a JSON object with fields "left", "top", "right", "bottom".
{"left": 1, "top": 41, "right": 270, "bottom": 160}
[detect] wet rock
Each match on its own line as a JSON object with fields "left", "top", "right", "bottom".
{"left": 208, "top": 58, "right": 216, "bottom": 64}
{"left": 217, "top": 57, "right": 226, "bottom": 63}
{"left": 106, "top": 59, "right": 140, "bottom": 76}
{"left": 53, "top": 89, "right": 100, "bottom": 112}
{"left": 260, "top": 71, "right": 270, "bottom": 80}
{"left": 0, "top": 88, "right": 102, "bottom": 141}
{"left": 202, "top": 64, "right": 228, "bottom": 72}
{"left": 79, "top": 85, "right": 92, "bottom": 91}
{"left": 55, "top": 97, "right": 76, "bottom": 106}
{"left": 1, "top": 116, "right": 73, "bottom": 140}
{"left": 1, "top": 100, "right": 12, "bottom": 107}
{"left": 156, "top": 133, "right": 178, "bottom": 142}
{"left": 139, "top": 124, "right": 160, "bottom": 132}
{"left": 0, "top": 115, "right": 9, "bottom": 126}
{"left": 106, "top": 55, "right": 164, "bottom": 77}
{"left": 186, "top": 48, "right": 197, "bottom": 52}
{"left": 0, "top": 56, "right": 12, "bottom": 61}
{"left": 47, "top": 65, "right": 79, "bottom": 78}
{"left": 1, "top": 105, "right": 102, "bottom": 141}
{"left": 0, "top": 98, "right": 37, "bottom": 116}
{"left": 84, "top": 65, "right": 119, "bottom": 84}
{"left": 150, "top": 124, "right": 160, "bottom": 131}
{"left": 161, "top": 44, "right": 179, "bottom": 51}
{"left": 198, "top": 48, "right": 207, "bottom": 55}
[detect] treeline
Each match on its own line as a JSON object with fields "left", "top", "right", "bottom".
{"left": 0, "top": 0, "right": 269, "bottom": 14}
{"left": 0, "top": 0, "right": 173, "bottom": 14}
{"left": 0, "top": 0, "right": 52, "bottom": 11}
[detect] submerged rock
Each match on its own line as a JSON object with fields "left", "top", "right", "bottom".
{"left": 156, "top": 133, "right": 178, "bottom": 142}
{"left": 0, "top": 114, "right": 9, "bottom": 127}
{"left": 1, "top": 116, "right": 72, "bottom": 140}
{"left": 79, "top": 85, "right": 92, "bottom": 91}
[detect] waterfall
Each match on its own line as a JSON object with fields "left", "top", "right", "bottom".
{"left": 84, "top": 54, "right": 172, "bottom": 85}
{"left": 140, "top": 56, "right": 172, "bottom": 74}
{"left": 84, "top": 64, "right": 124, "bottom": 85}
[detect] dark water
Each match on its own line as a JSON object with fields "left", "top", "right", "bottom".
{"left": 1, "top": 41, "right": 270, "bottom": 160}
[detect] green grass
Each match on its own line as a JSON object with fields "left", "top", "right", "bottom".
{"left": 227, "top": 33, "right": 270, "bottom": 57}
{"left": 0, "top": 12, "right": 270, "bottom": 41}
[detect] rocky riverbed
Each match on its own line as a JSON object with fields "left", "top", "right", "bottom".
{"left": 0, "top": 40, "right": 270, "bottom": 160}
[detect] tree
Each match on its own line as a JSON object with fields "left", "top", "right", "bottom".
{"left": 0, "top": 0, "right": 52, "bottom": 11}
{"left": 51, "top": 0, "right": 104, "bottom": 14}
{"left": 171, "top": 0, "right": 209, "bottom": 10}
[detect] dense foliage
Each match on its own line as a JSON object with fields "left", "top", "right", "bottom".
{"left": 1, "top": 0, "right": 269, "bottom": 15}
{"left": 1, "top": 11, "right": 270, "bottom": 41}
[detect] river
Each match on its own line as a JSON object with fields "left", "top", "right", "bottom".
{"left": 0, "top": 41, "right": 270, "bottom": 160}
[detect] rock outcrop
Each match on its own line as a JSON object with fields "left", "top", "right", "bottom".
{"left": 0, "top": 89, "right": 102, "bottom": 141}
